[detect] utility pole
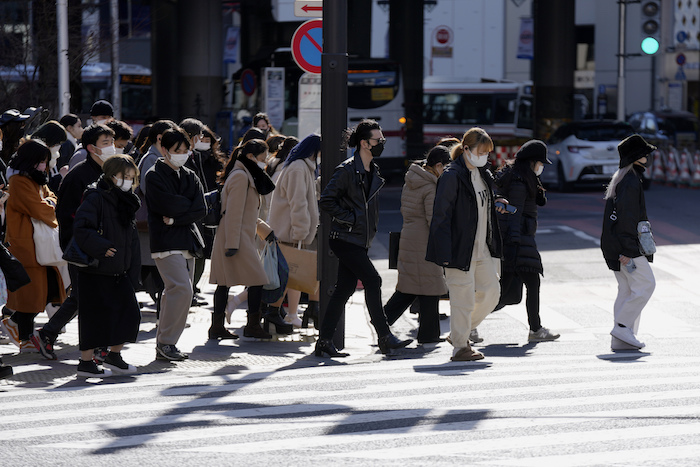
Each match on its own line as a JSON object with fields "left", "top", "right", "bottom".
{"left": 110, "top": 0, "right": 121, "bottom": 119}
{"left": 617, "top": 0, "right": 626, "bottom": 121}
{"left": 319, "top": 0, "right": 348, "bottom": 348}
{"left": 57, "top": 0, "right": 70, "bottom": 116}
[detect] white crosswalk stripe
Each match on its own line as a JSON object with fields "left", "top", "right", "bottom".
{"left": 2, "top": 353, "right": 700, "bottom": 464}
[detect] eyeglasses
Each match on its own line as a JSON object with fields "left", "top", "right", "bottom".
{"left": 368, "top": 137, "right": 387, "bottom": 145}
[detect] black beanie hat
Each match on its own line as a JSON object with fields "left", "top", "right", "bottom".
{"left": 90, "top": 100, "right": 114, "bottom": 117}
{"left": 515, "top": 140, "right": 552, "bottom": 164}
{"left": 618, "top": 134, "right": 656, "bottom": 168}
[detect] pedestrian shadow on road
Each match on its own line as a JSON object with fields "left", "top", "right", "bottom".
{"left": 596, "top": 351, "right": 651, "bottom": 362}
{"left": 479, "top": 342, "right": 538, "bottom": 358}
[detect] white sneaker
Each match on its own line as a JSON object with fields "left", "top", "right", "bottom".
{"left": 529, "top": 326, "right": 561, "bottom": 341}
{"left": 610, "top": 324, "right": 645, "bottom": 349}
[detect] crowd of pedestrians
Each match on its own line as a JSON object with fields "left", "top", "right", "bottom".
{"left": 0, "top": 100, "right": 658, "bottom": 379}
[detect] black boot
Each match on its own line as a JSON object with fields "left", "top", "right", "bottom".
{"left": 208, "top": 313, "right": 239, "bottom": 340}
{"left": 243, "top": 310, "right": 272, "bottom": 339}
{"left": 0, "top": 357, "right": 12, "bottom": 379}
{"left": 377, "top": 333, "right": 413, "bottom": 355}
{"left": 302, "top": 301, "right": 319, "bottom": 329}
{"left": 262, "top": 305, "right": 294, "bottom": 335}
{"left": 314, "top": 338, "right": 349, "bottom": 358}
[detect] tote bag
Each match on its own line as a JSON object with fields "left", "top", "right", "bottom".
{"left": 261, "top": 240, "right": 281, "bottom": 290}
{"left": 31, "top": 218, "right": 66, "bottom": 267}
{"left": 278, "top": 242, "right": 319, "bottom": 295}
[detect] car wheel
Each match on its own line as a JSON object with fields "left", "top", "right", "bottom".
{"left": 556, "top": 163, "right": 574, "bottom": 192}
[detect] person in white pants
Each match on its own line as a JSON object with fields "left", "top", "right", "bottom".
{"left": 600, "top": 134, "right": 657, "bottom": 350}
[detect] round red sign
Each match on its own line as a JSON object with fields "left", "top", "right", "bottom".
{"left": 436, "top": 28, "right": 450, "bottom": 44}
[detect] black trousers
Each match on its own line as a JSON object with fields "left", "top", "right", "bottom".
{"left": 520, "top": 271, "right": 541, "bottom": 332}
{"left": 214, "top": 285, "right": 262, "bottom": 317}
{"left": 384, "top": 291, "right": 440, "bottom": 343}
{"left": 320, "top": 238, "right": 390, "bottom": 340}
{"left": 42, "top": 264, "right": 79, "bottom": 342}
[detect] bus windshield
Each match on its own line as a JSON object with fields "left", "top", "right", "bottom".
{"left": 348, "top": 62, "right": 400, "bottom": 110}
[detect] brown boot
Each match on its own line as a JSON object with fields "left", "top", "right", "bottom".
{"left": 450, "top": 343, "right": 484, "bottom": 361}
{"left": 243, "top": 310, "right": 272, "bottom": 339}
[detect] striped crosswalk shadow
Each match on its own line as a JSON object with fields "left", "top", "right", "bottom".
{"left": 2, "top": 354, "right": 699, "bottom": 464}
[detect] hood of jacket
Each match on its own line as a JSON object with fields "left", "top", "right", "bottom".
{"left": 404, "top": 163, "right": 437, "bottom": 191}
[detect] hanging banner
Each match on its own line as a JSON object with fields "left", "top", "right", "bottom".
{"left": 517, "top": 17, "right": 534, "bottom": 60}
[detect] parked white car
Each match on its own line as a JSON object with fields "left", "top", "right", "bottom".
{"left": 540, "top": 120, "right": 635, "bottom": 191}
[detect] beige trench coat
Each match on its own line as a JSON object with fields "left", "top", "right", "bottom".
{"left": 209, "top": 160, "right": 272, "bottom": 287}
{"left": 396, "top": 163, "right": 448, "bottom": 296}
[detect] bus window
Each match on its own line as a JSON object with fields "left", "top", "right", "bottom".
{"left": 348, "top": 70, "right": 399, "bottom": 110}
{"left": 517, "top": 97, "right": 534, "bottom": 130}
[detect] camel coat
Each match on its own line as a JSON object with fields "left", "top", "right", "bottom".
{"left": 267, "top": 158, "right": 319, "bottom": 246}
{"left": 209, "top": 160, "right": 272, "bottom": 287}
{"left": 396, "top": 163, "right": 448, "bottom": 296}
{"left": 5, "top": 174, "right": 67, "bottom": 313}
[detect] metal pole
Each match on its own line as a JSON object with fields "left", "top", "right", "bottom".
{"left": 320, "top": 0, "right": 348, "bottom": 349}
{"left": 617, "top": 0, "right": 626, "bottom": 121}
{"left": 110, "top": 0, "right": 121, "bottom": 119}
{"left": 56, "top": 0, "right": 70, "bottom": 116}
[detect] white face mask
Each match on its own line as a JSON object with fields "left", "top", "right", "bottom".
{"left": 113, "top": 177, "right": 133, "bottom": 192}
{"left": 257, "top": 160, "right": 266, "bottom": 170}
{"left": 49, "top": 145, "right": 60, "bottom": 169}
{"left": 97, "top": 144, "right": 116, "bottom": 162}
{"left": 466, "top": 148, "right": 489, "bottom": 168}
{"left": 114, "top": 147, "right": 125, "bottom": 155}
{"left": 0, "top": 140, "right": 3, "bottom": 153}
{"left": 534, "top": 164, "right": 544, "bottom": 176}
{"left": 194, "top": 140, "right": 211, "bottom": 151}
{"left": 169, "top": 151, "right": 190, "bottom": 168}
{"left": 95, "top": 119, "right": 109, "bottom": 126}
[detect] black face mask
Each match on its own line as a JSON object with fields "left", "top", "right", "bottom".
{"left": 369, "top": 142, "right": 384, "bottom": 158}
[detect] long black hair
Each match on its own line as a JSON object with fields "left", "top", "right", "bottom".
{"left": 345, "top": 119, "right": 381, "bottom": 150}
{"left": 220, "top": 139, "right": 268, "bottom": 182}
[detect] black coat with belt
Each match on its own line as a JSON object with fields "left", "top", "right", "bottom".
{"left": 495, "top": 165, "right": 546, "bottom": 275}
{"left": 73, "top": 179, "right": 141, "bottom": 287}
{"left": 426, "top": 155, "right": 503, "bottom": 270}
{"left": 320, "top": 153, "right": 385, "bottom": 249}
{"left": 601, "top": 167, "right": 653, "bottom": 271}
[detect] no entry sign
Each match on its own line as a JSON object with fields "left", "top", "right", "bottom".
{"left": 291, "top": 19, "right": 323, "bottom": 74}
{"left": 240, "top": 68, "right": 256, "bottom": 96}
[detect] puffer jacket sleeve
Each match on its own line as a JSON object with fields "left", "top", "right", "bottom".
{"left": 427, "top": 171, "right": 458, "bottom": 265}
{"left": 319, "top": 165, "right": 355, "bottom": 227}
{"left": 503, "top": 180, "right": 527, "bottom": 245}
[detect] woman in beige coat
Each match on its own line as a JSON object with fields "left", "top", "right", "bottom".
{"left": 384, "top": 145, "right": 451, "bottom": 343}
{"left": 209, "top": 139, "right": 276, "bottom": 339}
{"left": 267, "top": 134, "right": 320, "bottom": 328}
{"left": 1, "top": 140, "right": 66, "bottom": 351}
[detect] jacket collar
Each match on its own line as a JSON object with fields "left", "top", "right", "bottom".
{"left": 352, "top": 151, "right": 385, "bottom": 200}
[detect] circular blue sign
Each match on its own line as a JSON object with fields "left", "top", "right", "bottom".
{"left": 676, "top": 53, "right": 686, "bottom": 66}
{"left": 677, "top": 31, "right": 688, "bottom": 43}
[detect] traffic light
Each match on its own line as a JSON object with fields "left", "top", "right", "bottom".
{"left": 640, "top": 0, "right": 661, "bottom": 55}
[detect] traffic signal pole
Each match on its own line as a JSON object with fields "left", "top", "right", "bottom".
{"left": 319, "top": 0, "right": 348, "bottom": 349}
{"left": 617, "top": 0, "right": 627, "bottom": 121}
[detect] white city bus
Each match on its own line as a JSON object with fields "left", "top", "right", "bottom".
{"left": 423, "top": 77, "right": 534, "bottom": 146}
{"left": 347, "top": 59, "right": 406, "bottom": 174}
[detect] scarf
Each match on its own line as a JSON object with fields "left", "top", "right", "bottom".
{"left": 238, "top": 156, "right": 275, "bottom": 196}
{"left": 28, "top": 169, "right": 48, "bottom": 186}
{"left": 97, "top": 177, "right": 141, "bottom": 227}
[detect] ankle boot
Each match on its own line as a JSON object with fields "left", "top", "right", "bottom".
{"left": 243, "top": 310, "right": 272, "bottom": 339}
{"left": 302, "top": 301, "right": 319, "bottom": 329}
{"left": 314, "top": 338, "right": 349, "bottom": 358}
{"left": 208, "top": 313, "right": 239, "bottom": 340}
{"left": 377, "top": 333, "right": 413, "bottom": 355}
{"left": 262, "top": 305, "right": 294, "bottom": 335}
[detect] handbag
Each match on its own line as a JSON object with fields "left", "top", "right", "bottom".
{"left": 31, "top": 218, "right": 66, "bottom": 267}
{"left": 278, "top": 242, "right": 319, "bottom": 295}
{"left": 261, "top": 240, "right": 281, "bottom": 290}
{"left": 261, "top": 241, "right": 289, "bottom": 304}
{"left": 62, "top": 237, "right": 99, "bottom": 268}
{"left": 0, "top": 242, "right": 30, "bottom": 292}
{"left": 637, "top": 220, "right": 656, "bottom": 256}
{"left": 0, "top": 268, "right": 7, "bottom": 306}
{"left": 202, "top": 188, "right": 222, "bottom": 228}
{"left": 388, "top": 231, "right": 400, "bottom": 270}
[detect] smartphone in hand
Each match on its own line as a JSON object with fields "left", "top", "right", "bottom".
{"left": 495, "top": 201, "right": 517, "bottom": 214}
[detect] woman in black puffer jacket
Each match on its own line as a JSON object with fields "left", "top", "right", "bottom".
{"left": 495, "top": 140, "right": 559, "bottom": 342}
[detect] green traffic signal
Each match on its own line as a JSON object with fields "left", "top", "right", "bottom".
{"left": 641, "top": 37, "right": 659, "bottom": 55}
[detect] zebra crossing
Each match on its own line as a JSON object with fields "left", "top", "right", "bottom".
{"left": 2, "top": 352, "right": 700, "bottom": 465}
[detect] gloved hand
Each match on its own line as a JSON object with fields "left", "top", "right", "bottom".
{"left": 225, "top": 248, "right": 238, "bottom": 257}
{"left": 265, "top": 231, "right": 276, "bottom": 243}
